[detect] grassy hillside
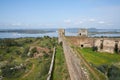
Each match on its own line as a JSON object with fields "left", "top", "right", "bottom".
{"left": 0, "top": 36, "right": 57, "bottom": 80}
{"left": 52, "top": 45, "right": 70, "bottom": 80}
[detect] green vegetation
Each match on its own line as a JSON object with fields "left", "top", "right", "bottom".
{"left": 52, "top": 45, "right": 70, "bottom": 80}
{"left": 76, "top": 47, "right": 120, "bottom": 80}
{"left": 0, "top": 36, "right": 57, "bottom": 80}
{"left": 77, "top": 48, "right": 120, "bottom": 66}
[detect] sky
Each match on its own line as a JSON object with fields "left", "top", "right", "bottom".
{"left": 0, "top": 0, "right": 120, "bottom": 29}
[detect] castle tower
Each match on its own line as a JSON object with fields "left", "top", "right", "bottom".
{"left": 78, "top": 29, "right": 88, "bottom": 37}
{"left": 58, "top": 29, "right": 65, "bottom": 43}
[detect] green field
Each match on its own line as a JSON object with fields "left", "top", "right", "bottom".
{"left": 77, "top": 48, "right": 120, "bottom": 66}
{"left": 52, "top": 45, "right": 70, "bottom": 80}
{"left": 76, "top": 47, "right": 120, "bottom": 80}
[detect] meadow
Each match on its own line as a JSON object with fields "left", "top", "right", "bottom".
{"left": 76, "top": 47, "right": 120, "bottom": 80}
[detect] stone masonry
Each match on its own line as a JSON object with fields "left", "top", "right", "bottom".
{"left": 60, "top": 29, "right": 120, "bottom": 54}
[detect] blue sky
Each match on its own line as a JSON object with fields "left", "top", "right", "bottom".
{"left": 0, "top": 0, "right": 120, "bottom": 29}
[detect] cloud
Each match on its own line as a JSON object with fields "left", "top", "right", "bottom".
{"left": 98, "top": 21, "right": 105, "bottom": 24}
{"left": 89, "top": 18, "right": 96, "bottom": 22}
{"left": 74, "top": 21, "right": 83, "bottom": 25}
{"left": 64, "top": 19, "right": 71, "bottom": 24}
{"left": 44, "top": 23, "right": 55, "bottom": 26}
{"left": 11, "top": 23, "right": 21, "bottom": 26}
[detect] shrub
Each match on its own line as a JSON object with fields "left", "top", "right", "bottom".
{"left": 92, "top": 46, "right": 98, "bottom": 51}
{"left": 21, "top": 47, "right": 30, "bottom": 58}
{"left": 107, "top": 65, "right": 120, "bottom": 80}
{"left": 1, "top": 64, "right": 26, "bottom": 78}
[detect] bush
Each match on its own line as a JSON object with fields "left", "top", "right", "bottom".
{"left": 97, "top": 65, "right": 120, "bottom": 80}
{"left": 30, "top": 47, "right": 38, "bottom": 57}
{"left": 92, "top": 46, "right": 98, "bottom": 51}
{"left": 15, "top": 50, "right": 22, "bottom": 55}
{"left": 107, "top": 65, "right": 120, "bottom": 80}
{"left": 97, "top": 64, "right": 108, "bottom": 74}
{"left": 1, "top": 64, "right": 26, "bottom": 78}
{"left": 21, "top": 47, "right": 30, "bottom": 58}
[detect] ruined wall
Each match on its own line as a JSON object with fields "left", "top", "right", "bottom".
{"left": 78, "top": 29, "right": 88, "bottom": 37}
{"left": 118, "top": 42, "right": 120, "bottom": 53}
{"left": 58, "top": 29, "right": 65, "bottom": 43}
{"left": 66, "top": 37, "right": 94, "bottom": 47}
{"left": 59, "top": 31, "right": 106, "bottom": 80}
{"left": 58, "top": 29, "right": 120, "bottom": 54}
{"left": 67, "top": 36, "right": 120, "bottom": 53}
{"left": 94, "top": 39, "right": 115, "bottom": 53}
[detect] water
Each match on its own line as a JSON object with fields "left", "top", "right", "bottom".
{"left": 90, "top": 34, "right": 120, "bottom": 37}
{"left": 0, "top": 32, "right": 58, "bottom": 38}
{"left": 0, "top": 28, "right": 120, "bottom": 38}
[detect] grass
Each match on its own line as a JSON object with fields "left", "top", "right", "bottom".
{"left": 77, "top": 48, "right": 120, "bottom": 66}
{"left": 52, "top": 45, "right": 70, "bottom": 80}
{"left": 75, "top": 47, "right": 120, "bottom": 80}
{"left": 0, "top": 37, "right": 57, "bottom": 80}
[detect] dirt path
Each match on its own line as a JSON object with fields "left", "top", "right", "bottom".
{"left": 22, "top": 64, "right": 35, "bottom": 78}
{"left": 62, "top": 36, "right": 89, "bottom": 80}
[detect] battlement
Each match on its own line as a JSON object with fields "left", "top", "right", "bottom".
{"left": 78, "top": 29, "right": 88, "bottom": 37}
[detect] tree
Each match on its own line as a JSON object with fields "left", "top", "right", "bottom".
{"left": 92, "top": 46, "right": 98, "bottom": 51}
{"left": 30, "top": 47, "right": 38, "bottom": 57}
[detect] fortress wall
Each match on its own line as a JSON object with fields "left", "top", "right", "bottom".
{"left": 118, "top": 41, "right": 120, "bottom": 53}
{"left": 66, "top": 37, "right": 94, "bottom": 47}
{"left": 78, "top": 38, "right": 93, "bottom": 47}
{"left": 94, "top": 39, "right": 101, "bottom": 51}
{"left": 58, "top": 29, "right": 65, "bottom": 43}
{"left": 66, "top": 36, "right": 120, "bottom": 53}
{"left": 58, "top": 29, "right": 120, "bottom": 54}
{"left": 103, "top": 40, "right": 115, "bottom": 53}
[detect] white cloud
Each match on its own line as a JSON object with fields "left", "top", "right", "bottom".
{"left": 64, "top": 19, "right": 71, "bottom": 24}
{"left": 98, "top": 21, "right": 105, "bottom": 24}
{"left": 74, "top": 21, "right": 83, "bottom": 25}
{"left": 11, "top": 23, "right": 21, "bottom": 26}
{"left": 89, "top": 18, "right": 96, "bottom": 22}
{"left": 45, "top": 23, "right": 55, "bottom": 26}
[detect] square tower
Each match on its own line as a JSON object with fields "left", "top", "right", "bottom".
{"left": 78, "top": 29, "right": 88, "bottom": 37}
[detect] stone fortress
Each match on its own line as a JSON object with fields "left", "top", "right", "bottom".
{"left": 59, "top": 29, "right": 120, "bottom": 54}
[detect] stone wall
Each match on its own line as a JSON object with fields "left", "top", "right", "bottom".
{"left": 58, "top": 29, "right": 65, "bottom": 43}
{"left": 58, "top": 29, "right": 107, "bottom": 80}
{"left": 66, "top": 36, "right": 120, "bottom": 54}
{"left": 59, "top": 29, "right": 120, "bottom": 54}
{"left": 94, "top": 39, "right": 116, "bottom": 53}
{"left": 78, "top": 29, "right": 88, "bottom": 37}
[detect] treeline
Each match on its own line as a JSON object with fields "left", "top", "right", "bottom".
{"left": 0, "top": 38, "right": 33, "bottom": 48}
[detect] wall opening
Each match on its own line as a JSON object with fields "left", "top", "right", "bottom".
{"left": 114, "top": 41, "right": 118, "bottom": 53}
{"left": 81, "top": 44, "right": 84, "bottom": 47}
{"left": 79, "top": 33, "right": 81, "bottom": 36}
{"left": 100, "top": 40, "right": 103, "bottom": 49}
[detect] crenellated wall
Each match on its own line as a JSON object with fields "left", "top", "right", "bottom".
{"left": 58, "top": 29, "right": 120, "bottom": 54}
